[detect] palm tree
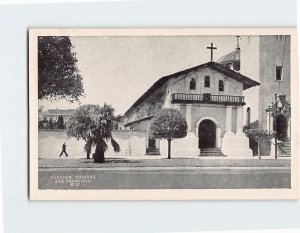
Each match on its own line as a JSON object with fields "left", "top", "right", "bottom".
{"left": 67, "top": 104, "right": 120, "bottom": 163}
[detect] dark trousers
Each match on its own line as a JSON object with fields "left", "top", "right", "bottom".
{"left": 59, "top": 150, "right": 68, "bottom": 157}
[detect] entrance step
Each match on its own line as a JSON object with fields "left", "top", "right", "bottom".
{"left": 146, "top": 147, "right": 160, "bottom": 155}
{"left": 278, "top": 142, "right": 291, "bottom": 157}
{"left": 200, "top": 148, "right": 226, "bottom": 157}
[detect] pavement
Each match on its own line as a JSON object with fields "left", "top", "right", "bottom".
{"left": 38, "top": 157, "right": 291, "bottom": 190}
{"left": 39, "top": 157, "right": 291, "bottom": 168}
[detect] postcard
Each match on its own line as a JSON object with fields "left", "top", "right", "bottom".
{"left": 29, "top": 28, "right": 299, "bottom": 200}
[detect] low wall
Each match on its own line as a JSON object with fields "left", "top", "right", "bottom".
{"left": 38, "top": 130, "right": 86, "bottom": 159}
{"left": 108, "top": 130, "right": 147, "bottom": 156}
{"left": 38, "top": 130, "right": 147, "bottom": 158}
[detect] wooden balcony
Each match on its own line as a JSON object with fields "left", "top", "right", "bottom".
{"left": 171, "top": 93, "right": 245, "bottom": 105}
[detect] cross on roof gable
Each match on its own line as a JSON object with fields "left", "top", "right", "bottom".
{"left": 207, "top": 43, "right": 217, "bottom": 61}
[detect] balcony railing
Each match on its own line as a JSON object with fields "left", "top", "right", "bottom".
{"left": 171, "top": 93, "right": 245, "bottom": 105}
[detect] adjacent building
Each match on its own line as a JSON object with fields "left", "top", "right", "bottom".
{"left": 258, "top": 36, "right": 291, "bottom": 138}
{"left": 242, "top": 35, "right": 291, "bottom": 156}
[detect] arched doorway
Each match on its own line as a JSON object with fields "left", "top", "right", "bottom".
{"left": 198, "top": 119, "right": 216, "bottom": 149}
{"left": 275, "top": 114, "right": 288, "bottom": 141}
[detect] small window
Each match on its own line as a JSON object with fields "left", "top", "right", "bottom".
{"left": 246, "top": 107, "right": 251, "bottom": 127}
{"left": 190, "top": 78, "right": 196, "bottom": 90}
{"left": 204, "top": 76, "right": 210, "bottom": 88}
{"left": 276, "top": 66, "right": 283, "bottom": 81}
{"left": 219, "top": 80, "right": 224, "bottom": 91}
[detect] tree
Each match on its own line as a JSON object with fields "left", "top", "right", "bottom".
{"left": 49, "top": 118, "right": 54, "bottom": 129}
{"left": 38, "top": 36, "right": 84, "bottom": 102}
{"left": 57, "top": 115, "right": 65, "bottom": 129}
{"left": 66, "top": 104, "right": 120, "bottom": 163}
{"left": 149, "top": 108, "right": 187, "bottom": 159}
{"left": 245, "top": 129, "right": 274, "bottom": 159}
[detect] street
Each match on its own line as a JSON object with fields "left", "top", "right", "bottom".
{"left": 38, "top": 164, "right": 291, "bottom": 189}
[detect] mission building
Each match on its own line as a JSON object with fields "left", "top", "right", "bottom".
{"left": 122, "top": 42, "right": 259, "bottom": 158}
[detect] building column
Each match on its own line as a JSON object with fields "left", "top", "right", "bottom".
{"left": 222, "top": 105, "right": 252, "bottom": 158}
{"left": 270, "top": 115, "right": 274, "bottom": 131}
{"left": 266, "top": 112, "right": 270, "bottom": 131}
{"left": 225, "top": 105, "right": 234, "bottom": 136}
{"left": 236, "top": 106, "right": 244, "bottom": 136}
{"left": 186, "top": 104, "right": 192, "bottom": 131}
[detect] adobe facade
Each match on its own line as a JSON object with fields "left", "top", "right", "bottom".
{"left": 123, "top": 61, "right": 259, "bottom": 158}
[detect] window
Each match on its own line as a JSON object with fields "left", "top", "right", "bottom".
{"left": 276, "top": 66, "right": 283, "bottom": 81}
{"left": 204, "top": 76, "right": 210, "bottom": 88}
{"left": 246, "top": 107, "right": 251, "bottom": 127}
{"left": 219, "top": 80, "right": 224, "bottom": 91}
{"left": 190, "top": 78, "right": 196, "bottom": 90}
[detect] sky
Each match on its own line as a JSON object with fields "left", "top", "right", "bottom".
{"left": 39, "top": 35, "right": 259, "bottom": 116}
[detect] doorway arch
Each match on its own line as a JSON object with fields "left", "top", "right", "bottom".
{"left": 198, "top": 120, "right": 216, "bottom": 148}
{"left": 195, "top": 116, "right": 221, "bottom": 149}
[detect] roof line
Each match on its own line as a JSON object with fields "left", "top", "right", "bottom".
{"left": 123, "top": 115, "right": 154, "bottom": 127}
{"left": 124, "top": 61, "right": 260, "bottom": 116}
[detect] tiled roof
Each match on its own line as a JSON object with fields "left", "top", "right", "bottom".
{"left": 124, "top": 61, "right": 260, "bottom": 116}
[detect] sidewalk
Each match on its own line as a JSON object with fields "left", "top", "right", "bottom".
{"left": 39, "top": 157, "right": 291, "bottom": 169}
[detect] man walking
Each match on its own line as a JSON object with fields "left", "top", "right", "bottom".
{"left": 59, "top": 142, "right": 69, "bottom": 157}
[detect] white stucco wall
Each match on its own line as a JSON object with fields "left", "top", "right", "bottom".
{"left": 38, "top": 130, "right": 148, "bottom": 159}
{"left": 166, "top": 67, "right": 244, "bottom": 97}
{"left": 39, "top": 130, "right": 87, "bottom": 159}
{"left": 123, "top": 63, "right": 255, "bottom": 156}
{"left": 107, "top": 130, "right": 147, "bottom": 156}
